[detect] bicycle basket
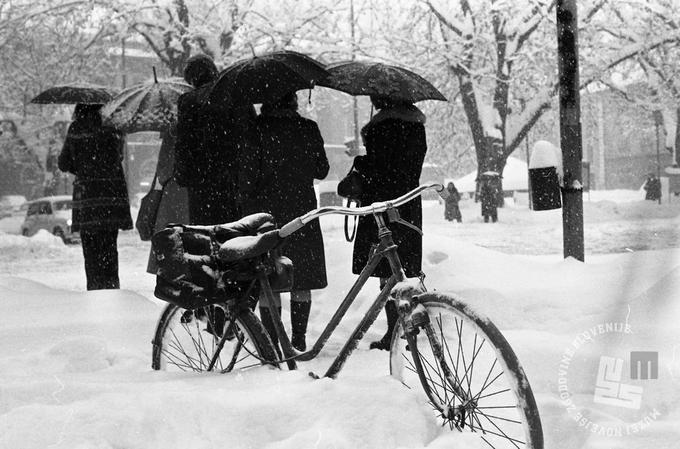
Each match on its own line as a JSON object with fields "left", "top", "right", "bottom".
{"left": 151, "top": 216, "right": 294, "bottom": 309}
{"left": 151, "top": 225, "right": 249, "bottom": 309}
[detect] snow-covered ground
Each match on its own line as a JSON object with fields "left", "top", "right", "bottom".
{"left": 1, "top": 191, "right": 679, "bottom": 449}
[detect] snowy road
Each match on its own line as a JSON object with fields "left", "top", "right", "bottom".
{"left": 1, "top": 194, "right": 679, "bottom": 448}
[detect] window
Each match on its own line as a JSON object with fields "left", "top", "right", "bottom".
{"left": 53, "top": 201, "right": 72, "bottom": 211}
{"left": 38, "top": 202, "right": 52, "bottom": 215}
{"left": 26, "top": 203, "right": 41, "bottom": 216}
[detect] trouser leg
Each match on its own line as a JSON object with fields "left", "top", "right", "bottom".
{"left": 81, "top": 229, "right": 119, "bottom": 290}
{"left": 369, "top": 277, "right": 399, "bottom": 350}
{"left": 290, "top": 290, "right": 311, "bottom": 352}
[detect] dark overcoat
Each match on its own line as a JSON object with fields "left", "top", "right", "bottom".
{"left": 352, "top": 106, "right": 427, "bottom": 278}
{"left": 239, "top": 110, "right": 329, "bottom": 291}
{"left": 174, "top": 87, "right": 255, "bottom": 225}
{"left": 58, "top": 121, "right": 132, "bottom": 232}
{"left": 444, "top": 185, "right": 462, "bottom": 221}
{"left": 479, "top": 180, "right": 498, "bottom": 217}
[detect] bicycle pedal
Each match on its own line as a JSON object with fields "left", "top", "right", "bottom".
{"left": 308, "top": 371, "right": 320, "bottom": 380}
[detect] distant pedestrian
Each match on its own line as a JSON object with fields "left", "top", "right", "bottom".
{"left": 58, "top": 104, "right": 132, "bottom": 290}
{"left": 174, "top": 54, "right": 255, "bottom": 225}
{"left": 643, "top": 173, "right": 661, "bottom": 201}
{"left": 479, "top": 172, "right": 499, "bottom": 223}
{"left": 239, "top": 91, "right": 329, "bottom": 352}
{"left": 146, "top": 125, "right": 190, "bottom": 274}
{"left": 444, "top": 181, "right": 462, "bottom": 222}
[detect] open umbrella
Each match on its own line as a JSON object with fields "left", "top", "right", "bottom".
{"left": 30, "top": 83, "right": 116, "bottom": 105}
{"left": 207, "top": 50, "right": 329, "bottom": 105}
{"left": 101, "top": 68, "right": 192, "bottom": 133}
{"left": 318, "top": 61, "right": 447, "bottom": 103}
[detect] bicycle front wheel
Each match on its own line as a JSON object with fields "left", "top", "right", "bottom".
{"left": 390, "top": 292, "right": 543, "bottom": 449}
{"left": 152, "top": 303, "right": 278, "bottom": 373}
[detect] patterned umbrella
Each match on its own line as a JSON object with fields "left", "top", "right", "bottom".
{"left": 318, "top": 61, "right": 447, "bottom": 103}
{"left": 101, "top": 69, "right": 192, "bottom": 133}
{"left": 208, "top": 50, "right": 329, "bottom": 105}
{"left": 30, "top": 83, "right": 116, "bottom": 105}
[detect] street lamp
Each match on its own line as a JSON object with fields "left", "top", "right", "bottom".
{"left": 653, "top": 110, "right": 663, "bottom": 205}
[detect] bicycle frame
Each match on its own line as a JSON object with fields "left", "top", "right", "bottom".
{"left": 257, "top": 209, "right": 408, "bottom": 378}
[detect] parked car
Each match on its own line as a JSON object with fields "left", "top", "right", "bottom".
{"left": 0, "top": 194, "right": 27, "bottom": 219}
{"left": 21, "top": 195, "right": 79, "bottom": 243}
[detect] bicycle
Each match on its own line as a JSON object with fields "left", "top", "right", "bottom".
{"left": 151, "top": 184, "right": 543, "bottom": 448}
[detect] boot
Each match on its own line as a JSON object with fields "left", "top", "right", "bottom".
{"left": 290, "top": 300, "right": 311, "bottom": 352}
{"left": 259, "top": 307, "right": 282, "bottom": 356}
{"left": 369, "top": 300, "right": 398, "bottom": 351}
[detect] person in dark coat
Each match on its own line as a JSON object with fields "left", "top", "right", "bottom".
{"left": 644, "top": 173, "right": 662, "bottom": 201}
{"left": 239, "top": 91, "right": 329, "bottom": 352}
{"left": 479, "top": 173, "right": 499, "bottom": 223}
{"left": 173, "top": 54, "right": 255, "bottom": 225}
{"left": 351, "top": 95, "right": 427, "bottom": 350}
{"left": 58, "top": 104, "right": 132, "bottom": 290}
{"left": 146, "top": 125, "right": 190, "bottom": 274}
{"left": 444, "top": 181, "right": 462, "bottom": 222}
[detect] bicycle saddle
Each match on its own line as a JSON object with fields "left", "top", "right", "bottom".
{"left": 212, "top": 212, "right": 277, "bottom": 242}
{"left": 213, "top": 213, "right": 280, "bottom": 262}
{"left": 217, "top": 229, "right": 280, "bottom": 262}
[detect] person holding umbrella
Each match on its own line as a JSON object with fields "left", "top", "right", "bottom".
{"left": 239, "top": 91, "right": 330, "bottom": 352}
{"left": 58, "top": 104, "right": 132, "bottom": 290}
{"left": 351, "top": 95, "right": 428, "bottom": 350}
{"left": 174, "top": 54, "right": 255, "bottom": 225}
{"left": 320, "top": 61, "right": 445, "bottom": 350}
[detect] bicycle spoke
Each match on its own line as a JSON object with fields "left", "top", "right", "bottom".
{"left": 474, "top": 372, "right": 506, "bottom": 402}
{"left": 169, "top": 327, "right": 202, "bottom": 371}
{"left": 157, "top": 305, "right": 270, "bottom": 375}
{"left": 477, "top": 388, "right": 512, "bottom": 401}
{"left": 477, "top": 410, "right": 525, "bottom": 448}
{"left": 476, "top": 411, "right": 522, "bottom": 425}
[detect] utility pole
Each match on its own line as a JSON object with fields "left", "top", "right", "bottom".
{"left": 596, "top": 96, "right": 606, "bottom": 189}
{"left": 121, "top": 38, "right": 127, "bottom": 89}
{"left": 556, "top": 0, "right": 585, "bottom": 261}
{"left": 350, "top": 0, "right": 360, "bottom": 152}
{"left": 654, "top": 110, "right": 663, "bottom": 205}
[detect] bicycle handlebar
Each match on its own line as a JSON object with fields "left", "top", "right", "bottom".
{"left": 279, "top": 183, "right": 448, "bottom": 238}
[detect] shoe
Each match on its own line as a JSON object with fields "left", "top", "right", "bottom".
{"left": 290, "top": 300, "right": 311, "bottom": 352}
{"left": 369, "top": 337, "right": 391, "bottom": 351}
{"left": 291, "top": 333, "right": 307, "bottom": 352}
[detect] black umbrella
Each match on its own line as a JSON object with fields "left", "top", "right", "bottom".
{"left": 30, "top": 83, "right": 117, "bottom": 105}
{"left": 318, "top": 61, "right": 447, "bottom": 103}
{"left": 207, "top": 50, "right": 329, "bottom": 105}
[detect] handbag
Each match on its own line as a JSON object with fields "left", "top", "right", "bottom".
{"left": 337, "top": 161, "right": 364, "bottom": 242}
{"left": 136, "top": 176, "right": 164, "bottom": 241}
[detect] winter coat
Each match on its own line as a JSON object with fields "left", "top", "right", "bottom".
{"left": 644, "top": 177, "right": 662, "bottom": 201}
{"left": 479, "top": 180, "right": 498, "bottom": 217}
{"left": 239, "top": 109, "right": 329, "bottom": 291}
{"left": 352, "top": 104, "right": 427, "bottom": 278}
{"left": 173, "top": 86, "right": 255, "bottom": 225}
{"left": 444, "top": 184, "right": 462, "bottom": 221}
{"left": 58, "top": 120, "right": 132, "bottom": 232}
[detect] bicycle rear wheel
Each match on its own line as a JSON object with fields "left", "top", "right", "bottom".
{"left": 152, "top": 303, "right": 278, "bottom": 372}
{"left": 390, "top": 292, "right": 543, "bottom": 449}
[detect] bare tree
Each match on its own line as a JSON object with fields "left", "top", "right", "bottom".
{"left": 363, "top": 0, "right": 680, "bottom": 193}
